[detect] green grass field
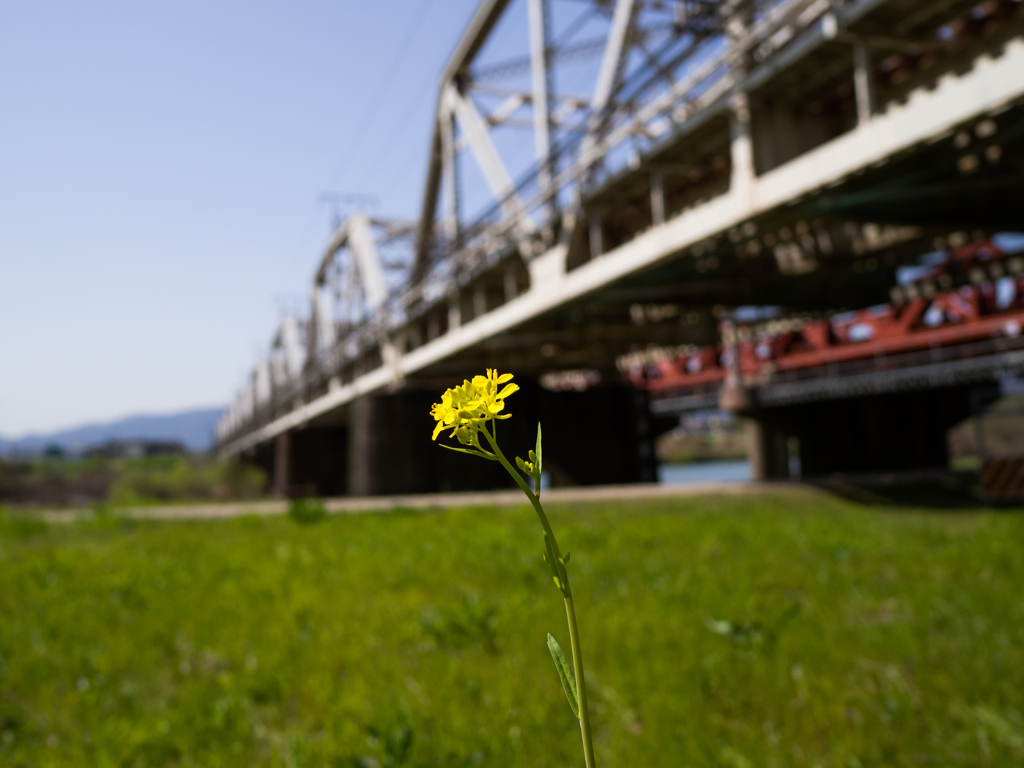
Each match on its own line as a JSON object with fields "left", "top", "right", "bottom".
{"left": 1, "top": 490, "right": 1022, "bottom": 767}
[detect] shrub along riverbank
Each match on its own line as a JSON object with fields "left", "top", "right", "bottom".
{"left": 1, "top": 489, "right": 1021, "bottom": 766}
{"left": 0, "top": 454, "right": 266, "bottom": 508}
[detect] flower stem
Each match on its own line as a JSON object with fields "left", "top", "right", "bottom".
{"left": 480, "top": 426, "right": 597, "bottom": 768}
{"left": 564, "top": 592, "right": 596, "bottom": 768}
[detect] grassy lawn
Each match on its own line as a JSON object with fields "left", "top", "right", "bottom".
{"left": 1, "top": 490, "right": 1022, "bottom": 767}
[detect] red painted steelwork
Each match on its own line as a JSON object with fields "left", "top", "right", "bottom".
{"left": 629, "top": 245, "right": 1024, "bottom": 393}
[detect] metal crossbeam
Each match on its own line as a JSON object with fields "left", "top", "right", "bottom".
{"left": 445, "top": 84, "right": 534, "bottom": 234}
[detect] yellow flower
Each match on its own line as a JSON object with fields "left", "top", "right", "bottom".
{"left": 431, "top": 369, "right": 519, "bottom": 441}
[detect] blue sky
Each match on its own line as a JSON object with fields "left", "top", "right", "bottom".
{"left": 0, "top": 0, "right": 481, "bottom": 436}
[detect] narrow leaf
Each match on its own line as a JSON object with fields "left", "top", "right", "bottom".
{"left": 535, "top": 423, "right": 543, "bottom": 474}
{"left": 555, "top": 558, "right": 570, "bottom": 594}
{"left": 547, "top": 633, "right": 579, "bottom": 720}
{"left": 543, "top": 532, "right": 561, "bottom": 583}
{"left": 439, "top": 444, "right": 495, "bottom": 461}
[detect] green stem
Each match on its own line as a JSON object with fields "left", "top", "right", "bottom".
{"left": 564, "top": 593, "right": 596, "bottom": 768}
{"left": 479, "top": 424, "right": 597, "bottom": 768}
{"left": 479, "top": 426, "right": 561, "bottom": 563}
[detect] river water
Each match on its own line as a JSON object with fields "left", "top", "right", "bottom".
{"left": 658, "top": 460, "right": 751, "bottom": 484}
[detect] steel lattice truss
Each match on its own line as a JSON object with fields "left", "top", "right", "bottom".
{"left": 218, "top": 0, "right": 1024, "bottom": 446}
{"left": 410, "top": 0, "right": 824, "bottom": 300}
{"left": 222, "top": 0, "right": 831, "bottom": 442}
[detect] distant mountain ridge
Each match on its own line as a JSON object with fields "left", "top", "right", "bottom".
{"left": 0, "top": 407, "right": 224, "bottom": 455}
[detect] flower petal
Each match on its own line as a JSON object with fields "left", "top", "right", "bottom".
{"left": 496, "top": 383, "right": 519, "bottom": 400}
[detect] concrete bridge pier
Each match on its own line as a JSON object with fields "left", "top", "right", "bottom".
{"left": 744, "top": 385, "right": 997, "bottom": 480}
{"left": 346, "top": 391, "right": 437, "bottom": 496}
{"left": 746, "top": 419, "right": 792, "bottom": 481}
{"left": 253, "top": 379, "right": 659, "bottom": 497}
{"left": 250, "top": 379, "right": 661, "bottom": 497}
{"left": 345, "top": 379, "right": 661, "bottom": 494}
{"left": 261, "top": 426, "right": 348, "bottom": 497}
{"left": 514, "top": 381, "right": 660, "bottom": 488}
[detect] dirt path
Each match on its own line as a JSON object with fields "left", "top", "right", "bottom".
{"left": 38, "top": 480, "right": 808, "bottom": 523}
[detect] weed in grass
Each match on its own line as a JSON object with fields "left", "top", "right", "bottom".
{"left": 288, "top": 497, "right": 326, "bottom": 525}
{"left": 430, "top": 370, "right": 597, "bottom": 766}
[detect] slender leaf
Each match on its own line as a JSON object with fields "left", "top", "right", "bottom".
{"left": 543, "top": 532, "right": 563, "bottom": 592}
{"left": 535, "top": 423, "right": 543, "bottom": 475}
{"left": 555, "top": 557, "right": 570, "bottom": 594}
{"left": 547, "top": 633, "right": 579, "bottom": 720}
{"left": 439, "top": 444, "right": 495, "bottom": 460}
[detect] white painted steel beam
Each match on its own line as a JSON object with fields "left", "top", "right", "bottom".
{"left": 280, "top": 315, "right": 304, "bottom": 379}
{"left": 311, "top": 286, "right": 336, "bottom": 355}
{"left": 347, "top": 213, "right": 388, "bottom": 312}
{"left": 590, "top": 0, "right": 637, "bottom": 116}
{"left": 440, "top": 0, "right": 514, "bottom": 85}
{"left": 527, "top": 0, "right": 553, "bottom": 193}
{"left": 254, "top": 361, "right": 271, "bottom": 405}
{"left": 441, "top": 108, "right": 461, "bottom": 246}
{"left": 580, "top": 0, "right": 637, "bottom": 165}
{"left": 446, "top": 84, "right": 535, "bottom": 234}
{"left": 413, "top": 0, "right": 514, "bottom": 278}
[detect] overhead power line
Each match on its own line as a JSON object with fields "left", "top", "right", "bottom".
{"left": 327, "top": 0, "right": 437, "bottom": 190}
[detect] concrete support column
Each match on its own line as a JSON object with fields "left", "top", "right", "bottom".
{"left": 448, "top": 291, "right": 461, "bottom": 332}
{"left": 406, "top": 325, "right": 422, "bottom": 354}
{"left": 473, "top": 284, "right": 487, "bottom": 318}
{"left": 746, "top": 419, "right": 789, "bottom": 481}
{"left": 273, "top": 431, "right": 290, "bottom": 497}
{"left": 504, "top": 262, "right": 518, "bottom": 303}
{"left": 748, "top": 385, "right": 990, "bottom": 478}
{"left": 289, "top": 428, "right": 347, "bottom": 497}
{"left": 853, "top": 43, "right": 875, "bottom": 127}
{"left": 730, "top": 93, "right": 755, "bottom": 201}
{"left": 650, "top": 169, "right": 665, "bottom": 226}
{"left": 589, "top": 210, "right": 603, "bottom": 258}
{"left": 347, "top": 398, "right": 375, "bottom": 497}
{"left": 347, "top": 392, "right": 436, "bottom": 496}
{"left": 529, "top": 382, "right": 658, "bottom": 486}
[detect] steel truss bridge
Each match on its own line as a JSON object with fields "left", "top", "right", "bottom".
{"left": 216, "top": 0, "right": 1024, "bottom": 490}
